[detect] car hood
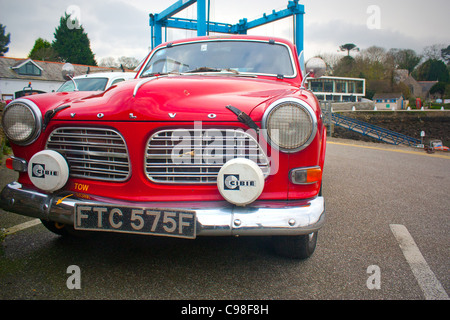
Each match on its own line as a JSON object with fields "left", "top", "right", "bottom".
{"left": 28, "top": 75, "right": 300, "bottom": 122}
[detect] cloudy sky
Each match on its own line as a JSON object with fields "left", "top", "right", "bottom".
{"left": 0, "top": 0, "right": 449, "bottom": 63}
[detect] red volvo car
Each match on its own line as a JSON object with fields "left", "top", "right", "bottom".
{"left": 1, "top": 35, "right": 326, "bottom": 259}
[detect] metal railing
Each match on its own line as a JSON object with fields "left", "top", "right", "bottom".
{"left": 320, "top": 101, "right": 421, "bottom": 147}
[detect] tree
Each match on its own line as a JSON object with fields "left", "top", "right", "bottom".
{"left": 423, "top": 44, "right": 445, "bottom": 61}
{"left": 388, "top": 48, "right": 422, "bottom": 73}
{"left": 360, "top": 46, "right": 388, "bottom": 64}
{"left": 333, "top": 56, "right": 356, "bottom": 77}
{"left": 429, "top": 82, "right": 446, "bottom": 99}
{"left": 315, "top": 52, "right": 341, "bottom": 75}
{"left": 0, "top": 24, "right": 11, "bottom": 56}
{"left": 99, "top": 56, "right": 139, "bottom": 70}
{"left": 414, "top": 59, "right": 449, "bottom": 82}
{"left": 117, "top": 56, "right": 140, "bottom": 70}
{"left": 28, "top": 38, "right": 58, "bottom": 61}
{"left": 52, "top": 13, "right": 97, "bottom": 66}
{"left": 334, "top": 47, "right": 390, "bottom": 81}
{"left": 359, "top": 46, "right": 395, "bottom": 80}
{"left": 339, "top": 43, "right": 359, "bottom": 57}
{"left": 99, "top": 57, "right": 119, "bottom": 68}
{"left": 441, "top": 45, "right": 450, "bottom": 65}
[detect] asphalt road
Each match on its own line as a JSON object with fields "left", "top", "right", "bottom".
{"left": 0, "top": 138, "right": 449, "bottom": 304}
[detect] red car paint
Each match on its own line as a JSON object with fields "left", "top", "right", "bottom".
{"left": 8, "top": 36, "right": 325, "bottom": 204}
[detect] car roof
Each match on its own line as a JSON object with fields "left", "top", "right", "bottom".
{"left": 156, "top": 35, "right": 294, "bottom": 48}
{"left": 72, "top": 72, "right": 136, "bottom": 80}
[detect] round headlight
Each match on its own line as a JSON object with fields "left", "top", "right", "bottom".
{"left": 262, "top": 98, "right": 317, "bottom": 152}
{"left": 2, "top": 100, "right": 42, "bottom": 145}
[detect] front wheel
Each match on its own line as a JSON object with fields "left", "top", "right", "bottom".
{"left": 271, "top": 232, "right": 318, "bottom": 259}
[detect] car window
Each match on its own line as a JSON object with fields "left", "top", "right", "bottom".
{"left": 57, "top": 77, "right": 109, "bottom": 92}
{"left": 140, "top": 40, "right": 295, "bottom": 77}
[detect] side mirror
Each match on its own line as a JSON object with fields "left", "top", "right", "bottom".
{"left": 305, "top": 57, "right": 326, "bottom": 78}
{"left": 62, "top": 63, "right": 75, "bottom": 80}
{"left": 61, "top": 63, "right": 78, "bottom": 91}
{"left": 300, "top": 57, "right": 326, "bottom": 90}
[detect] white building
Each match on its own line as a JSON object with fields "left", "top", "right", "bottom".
{"left": 306, "top": 76, "right": 366, "bottom": 102}
{"left": 0, "top": 57, "right": 128, "bottom": 101}
{"left": 373, "top": 92, "right": 404, "bottom": 110}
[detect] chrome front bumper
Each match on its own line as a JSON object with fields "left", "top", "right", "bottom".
{"left": 0, "top": 182, "right": 325, "bottom": 237}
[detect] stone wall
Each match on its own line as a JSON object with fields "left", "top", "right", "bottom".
{"left": 331, "top": 111, "right": 450, "bottom": 146}
{"left": 330, "top": 101, "right": 375, "bottom": 111}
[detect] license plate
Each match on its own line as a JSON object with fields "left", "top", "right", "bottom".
{"left": 74, "top": 204, "right": 196, "bottom": 239}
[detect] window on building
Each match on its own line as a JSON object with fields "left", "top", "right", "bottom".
{"left": 355, "top": 81, "right": 364, "bottom": 94}
{"left": 323, "top": 81, "right": 333, "bottom": 93}
{"left": 16, "top": 62, "right": 42, "bottom": 76}
{"left": 335, "top": 80, "right": 346, "bottom": 93}
{"left": 310, "top": 81, "right": 323, "bottom": 92}
{"left": 343, "top": 96, "right": 353, "bottom": 102}
{"left": 315, "top": 94, "right": 324, "bottom": 100}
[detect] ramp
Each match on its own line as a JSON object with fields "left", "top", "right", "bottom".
{"left": 320, "top": 102, "right": 421, "bottom": 147}
{"left": 332, "top": 113, "right": 421, "bottom": 147}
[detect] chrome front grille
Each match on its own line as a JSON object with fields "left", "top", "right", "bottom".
{"left": 46, "top": 127, "right": 130, "bottom": 182}
{"left": 145, "top": 129, "right": 271, "bottom": 184}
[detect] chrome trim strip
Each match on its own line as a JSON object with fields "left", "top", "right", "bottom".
{"left": 0, "top": 182, "right": 325, "bottom": 236}
{"left": 46, "top": 127, "right": 131, "bottom": 182}
{"left": 137, "top": 39, "right": 298, "bottom": 79}
{"left": 145, "top": 128, "right": 271, "bottom": 184}
{"left": 132, "top": 75, "right": 166, "bottom": 97}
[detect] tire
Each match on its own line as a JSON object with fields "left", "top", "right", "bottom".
{"left": 272, "top": 232, "right": 318, "bottom": 260}
{"left": 272, "top": 184, "right": 322, "bottom": 259}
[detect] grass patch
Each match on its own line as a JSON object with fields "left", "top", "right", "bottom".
{"left": 430, "top": 103, "right": 450, "bottom": 110}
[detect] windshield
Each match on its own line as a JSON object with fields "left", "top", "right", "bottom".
{"left": 57, "top": 77, "right": 109, "bottom": 92}
{"left": 140, "top": 40, "right": 295, "bottom": 78}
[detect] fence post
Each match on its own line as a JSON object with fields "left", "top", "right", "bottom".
{"left": 328, "top": 101, "right": 333, "bottom": 137}
{"left": 320, "top": 101, "right": 333, "bottom": 137}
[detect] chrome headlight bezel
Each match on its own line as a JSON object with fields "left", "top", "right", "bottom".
{"left": 1, "top": 99, "right": 42, "bottom": 146}
{"left": 262, "top": 97, "right": 318, "bottom": 153}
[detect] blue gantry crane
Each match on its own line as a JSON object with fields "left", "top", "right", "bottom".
{"left": 149, "top": 0, "right": 305, "bottom": 53}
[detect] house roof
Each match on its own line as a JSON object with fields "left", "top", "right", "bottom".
{"left": 373, "top": 92, "right": 404, "bottom": 100}
{"left": 417, "top": 81, "right": 438, "bottom": 93}
{"left": 0, "top": 57, "right": 130, "bottom": 82}
{"left": 11, "top": 58, "right": 44, "bottom": 71}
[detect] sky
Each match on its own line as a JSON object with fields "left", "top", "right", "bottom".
{"left": 0, "top": 0, "right": 449, "bottom": 64}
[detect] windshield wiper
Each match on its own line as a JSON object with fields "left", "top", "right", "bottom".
{"left": 42, "top": 104, "right": 71, "bottom": 132}
{"left": 141, "top": 70, "right": 183, "bottom": 78}
{"left": 226, "top": 105, "right": 259, "bottom": 133}
{"left": 223, "top": 68, "right": 240, "bottom": 75}
{"left": 184, "top": 67, "right": 241, "bottom": 75}
{"left": 184, "top": 67, "right": 222, "bottom": 73}
{"left": 141, "top": 72, "right": 169, "bottom": 78}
